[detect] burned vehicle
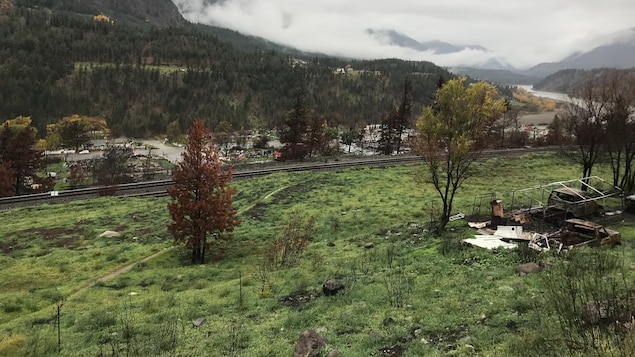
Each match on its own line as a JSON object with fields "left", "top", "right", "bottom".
{"left": 545, "top": 218, "right": 621, "bottom": 251}
{"left": 545, "top": 187, "right": 604, "bottom": 219}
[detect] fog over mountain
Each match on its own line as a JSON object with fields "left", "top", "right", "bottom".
{"left": 173, "top": 0, "right": 635, "bottom": 69}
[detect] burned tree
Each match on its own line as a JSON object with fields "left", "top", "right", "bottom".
{"left": 560, "top": 72, "right": 611, "bottom": 184}
{"left": 168, "top": 120, "right": 241, "bottom": 264}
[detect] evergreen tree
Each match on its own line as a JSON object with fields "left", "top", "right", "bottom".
{"left": 167, "top": 120, "right": 241, "bottom": 264}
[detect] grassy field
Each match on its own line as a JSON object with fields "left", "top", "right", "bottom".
{"left": 1, "top": 152, "right": 634, "bottom": 356}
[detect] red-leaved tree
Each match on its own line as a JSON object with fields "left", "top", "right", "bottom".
{"left": 167, "top": 120, "right": 241, "bottom": 264}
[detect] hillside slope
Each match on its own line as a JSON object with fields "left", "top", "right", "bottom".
{"left": 15, "top": 0, "right": 186, "bottom": 27}
{"left": 0, "top": 4, "right": 453, "bottom": 137}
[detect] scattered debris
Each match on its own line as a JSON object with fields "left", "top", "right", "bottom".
{"left": 448, "top": 213, "right": 465, "bottom": 221}
{"left": 544, "top": 218, "right": 621, "bottom": 251}
{"left": 494, "top": 226, "right": 527, "bottom": 240}
{"left": 468, "top": 221, "right": 489, "bottom": 229}
{"left": 380, "top": 344, "right": 404, "bottom": 357}
{"left": 528, "top": 233, "right": 550, "bottom": 251}
{"left": 192, "top": 317, "right": 206, "bottom": 328}
{"left": 281, "top": 290, "right": 319, "bottom": 307}
{"left": 461, "top": 235, "right": 517, "bottom": 250}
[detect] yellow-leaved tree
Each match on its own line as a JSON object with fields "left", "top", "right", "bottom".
{"left": 47, "top": 114, "right": 108, "bottom": 151}
{"left": 416, "top": 78, "right": 506, "bottom": 230}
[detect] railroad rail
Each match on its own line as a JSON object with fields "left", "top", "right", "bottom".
{"left": 0, "top": 148, "right": 549, "bottom": 210}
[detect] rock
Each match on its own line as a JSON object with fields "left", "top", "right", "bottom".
{"left": 327, "top": 241, "right": 336, "bottom": 247}
{"left": 327, "top": 350, "right": 339, "bottom": 357}
{"left": 486, "top": 276, "right": 494, "bottom": 281}
{"left": 420, "top": 337, "right": 429, "bottom": 344}
{"left": 516, "top": 262, "right": 543, "bottom": 276}
{"left": 380, "top": 344, "right": 404, "bottom": 357}
{"left": 293, "top": 330, "right": 329, "bottom": 357}
{"left": 630, "top": 265, "right": 635, "bottom": 271}
{"left": 322, "top": 279, "right": 344, "bottom": 296}
{"left": 192, "top": 317, "right": 206, "bottom": 328}
{"left": 498, "top": 286, "right": 514, "bottom": 292}
{"left": 281, "top": 290, "right": 318, "bottom": 307}
{"left": 364, "top": 242, "right": 375, "bottom": 249}
{"left": 99, "top": 230, "right": 120, "bottom": 238}
{"left": 382, "top": 317, "right": 395, "bottom": 326}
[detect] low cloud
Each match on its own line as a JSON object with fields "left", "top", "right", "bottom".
{"left": 174, "top": 0, "right": 635, "bottom": 69}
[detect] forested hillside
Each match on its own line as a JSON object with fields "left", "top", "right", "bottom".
{"left": 0, "top": 3, "right": 453, "bottom": 137}
{"left": 533, "top": 68, "right": 635, "bottom": 94}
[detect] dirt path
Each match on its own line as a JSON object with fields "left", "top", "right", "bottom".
{"left": 67, "top": 246, "right": 175, "bottom": 301}
{"left": 67, "top": 184, "right": 291, "bottom": 301}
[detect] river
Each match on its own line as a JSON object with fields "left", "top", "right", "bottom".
{"left": 516, "top": 85, "right": 570, "bottom": 102}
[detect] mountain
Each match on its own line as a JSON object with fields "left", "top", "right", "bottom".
{"left": 0, "top": 2, "right": 454, "bottom": 138}
{"left": 525, "top": 28, "right": 635, "bottom": 78}
{"left": 16, "top": 0, "right": 186, "bottom": 27}
{"left": 532, "top": 68, "right": 635, "bottom": 93}
{"left": 366, "top": 29, "right": 487, "bottom": 54}
{"left": 449, "top": 67, "right": 540, "bottom": 85}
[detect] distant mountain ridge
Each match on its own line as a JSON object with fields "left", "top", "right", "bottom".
{"left": 365, "top": 29, "right": 487, "bottom": 54}
{"left": 524, "top": 27, "right": 635, "bottom": 78}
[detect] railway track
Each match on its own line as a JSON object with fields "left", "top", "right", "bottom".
{"left": 0, "top": 148, "right": 549, "bottom": 210}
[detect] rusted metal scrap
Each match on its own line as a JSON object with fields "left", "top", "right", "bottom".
{"left": 543, "top": 218, "right": 621, "bottom": 252}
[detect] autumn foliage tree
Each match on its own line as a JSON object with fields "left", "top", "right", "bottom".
{"left": 416, "top": 78, "right": 505, "bottom": 230}
{"left": 47, "top": 114, "right": 108, "bottom": 151}
{"left": 167, "top": 120, "right": 241, "bottom": 264}
{"left": 0, "top": 117, "right": 53, "bottom": 196}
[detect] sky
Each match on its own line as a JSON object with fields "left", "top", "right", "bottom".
{"left": 173, "top": 0, "right": 635, "bottom": 69}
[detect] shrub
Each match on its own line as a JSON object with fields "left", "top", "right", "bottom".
{"left": 264, "top": 211, "right": 315, "bottom": 269}
{"left": 539, "top": 249, "right": 635, "bottom": 355}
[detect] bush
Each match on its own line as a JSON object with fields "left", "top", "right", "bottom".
{"left": 538, "top": 249, "right": 635, "bottom": 356}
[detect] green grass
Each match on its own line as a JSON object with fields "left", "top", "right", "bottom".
{"left": 1, "top": 152, "right": 634, "bottom": 356}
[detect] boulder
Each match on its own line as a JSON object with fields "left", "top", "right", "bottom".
{"left": 322, "top": 279, "right": 344, "bottom": 296}
{"left": 516, "top": 262, "right": 542, "bottom": 276}
{"left": 364, "top": 242, "right": 375, "bottom": 249}
{"left": 99, "top": 230, "right": 121, "bottom": 238}
{"left": 293, "top": 330, "right": 328, "bottom": 357}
